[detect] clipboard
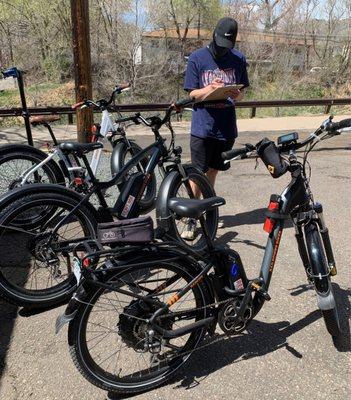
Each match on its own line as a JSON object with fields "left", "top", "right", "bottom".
{"left": 200, "top": 84, "right": 244, "bottom": 102}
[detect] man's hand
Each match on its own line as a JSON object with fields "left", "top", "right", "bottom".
{"left": 228, "top": 88, "right": 241, "bottom": 100}
{"left": 210, "top": 78, "right": 224, "bottom": 89}
{"left": 189, "top": 79, "right": 224, "bottom": 102}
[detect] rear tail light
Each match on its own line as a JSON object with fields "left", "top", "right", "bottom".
{"left": 83, "top": 258, "right": 90, "bottom": 267}
{"left": 90, "top": 124, "right": 100, "bottom": 142}
{"left": 263, "top": 196, "right": 280, "bottom": 234}
{"left": 74, "top": 177, "right": 83, "bottom": 186}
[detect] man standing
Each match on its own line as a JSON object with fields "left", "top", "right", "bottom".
{"left": 182, "top": 17, "right": 249, "bottom": 240}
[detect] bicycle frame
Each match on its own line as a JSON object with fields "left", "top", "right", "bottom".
{"left": 48, "top": 137, "right": 167, "bottom": 241}
{"left": 20, "top": 109, "right": 117, "bottom": 185}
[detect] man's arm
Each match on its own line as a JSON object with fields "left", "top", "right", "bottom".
{"left": 189, "top": 78, "right": 224, "bottom": 102}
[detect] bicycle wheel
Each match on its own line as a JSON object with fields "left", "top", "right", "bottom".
{"left": 68, "top": 260, "right": 210, "bottom": 395}
{"left": 0, "top": 192, "right": 97, "bottom": 307}
{"left": 112, "top": 141, "right": 157, "bottom": 211}
{"left": 305, "top": 221, "right": 342, "bottom": 337}
{"left": 159, "top": 165, "right": 218, "bottom": 251}
{"left": 0, "top": 144, "right": 64, "bottom": 196}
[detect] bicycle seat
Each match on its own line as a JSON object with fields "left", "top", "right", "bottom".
{"left": 58, "top": 141, "right": 103, "bottom": 156}
{"left": 168, "top": 196, "right": 225, "bottom": 219}
{"left": 29, "top": 115, "right": 61, "bottom": 126}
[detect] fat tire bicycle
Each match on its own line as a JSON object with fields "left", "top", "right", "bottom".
{"left": 0, "top": 99, "right": 217, "bottom": 308}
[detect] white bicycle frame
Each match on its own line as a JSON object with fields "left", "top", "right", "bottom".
{"left": 20, "top": 109, "right": 117, "bottom": 185}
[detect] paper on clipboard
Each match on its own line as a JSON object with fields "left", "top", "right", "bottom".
{"left": 199, "top": 84, "right": 244, "bottom": 102}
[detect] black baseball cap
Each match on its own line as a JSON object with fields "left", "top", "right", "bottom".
{"left": 213, "top": 17, "right": 238, "bottom": 49}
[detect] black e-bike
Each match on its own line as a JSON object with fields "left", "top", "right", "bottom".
{"left": 57, "top": 116, "right": 349, "bottom": 395}
{"left": 0, "top": 99, "right": 216, "bottom": 307}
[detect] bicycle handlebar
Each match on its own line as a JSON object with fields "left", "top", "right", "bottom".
{"left": 174, "top": 98, "right": 194, "bottom": 109}
{"left": 222, "top": 116, "right": 350, "bottom": 162}
{"left": 327, "top": 118, "right": 351, "bottom": 131}
{"left": 222, "top": 144, "right": 255, "bottom": 161}
{"left": 71, "top": 82, "right": 131, "bottom": 110}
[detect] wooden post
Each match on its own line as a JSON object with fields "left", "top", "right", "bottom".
{"left": 71, "top": 0, "right": 93, "bottom": 143}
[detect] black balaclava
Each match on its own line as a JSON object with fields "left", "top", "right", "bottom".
{"left": 208, "top": 17, "right": 238, "bottom": 60}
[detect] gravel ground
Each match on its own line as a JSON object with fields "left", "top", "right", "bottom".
{"left": 0, "top": 126, "right": 350, "bottom": 400}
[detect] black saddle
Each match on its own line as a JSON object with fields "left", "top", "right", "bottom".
{"left": 168, "top": 196, "right": 225, "bottom": 219}
{"left": 58, "top": 141, "right": 103, "bottom": 156}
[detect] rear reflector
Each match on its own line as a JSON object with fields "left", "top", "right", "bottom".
{"left": 263, "top": 201, "right": 279, "bottom": 233}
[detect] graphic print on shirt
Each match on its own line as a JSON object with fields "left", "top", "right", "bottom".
{"left": 201, "top": 68, "right": 236, "bottom": 86}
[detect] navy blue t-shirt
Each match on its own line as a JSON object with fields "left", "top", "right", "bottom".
{"left": 184, "top": 46, "right": 249, "bottom": 140}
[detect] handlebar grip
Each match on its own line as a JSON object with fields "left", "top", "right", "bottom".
{"left": 332, "top": 118, "right": 351, "bottom": 130}
{"left": 117, "top": 82, "right": 130, "bottom": 90}
{"left": 222, "top": 147, "right": 248, "bottom": 161}
{"left": 174, "top": 98, "right": 194, "bottom": 109}
{"left": 71, "top": 101, "right": 85, "bottom": 110}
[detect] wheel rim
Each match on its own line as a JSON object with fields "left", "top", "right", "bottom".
{"left": 75, "top": 263, "right": 205, "bottom": 387}
{"left": 0, "top": 197, "right": 95, "bottom": 296}
{"left": 0, "top": 154, "right": 56, "bottom": 196}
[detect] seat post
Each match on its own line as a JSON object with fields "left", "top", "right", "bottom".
{"left": 198, "top": 214, "right": 215, "bottom": 251}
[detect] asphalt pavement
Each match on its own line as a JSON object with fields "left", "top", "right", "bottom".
{"left": 0, "top": 122, "right": 350, "bottom": 400}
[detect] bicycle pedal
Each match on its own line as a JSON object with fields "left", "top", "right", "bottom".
{"left": 251, "top": 282, "right": 271, "bottom": 301}
{"left": 260, "top": 290, "right": 271, "bottom": 301}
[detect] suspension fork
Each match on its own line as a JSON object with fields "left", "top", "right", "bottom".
{"left": 313, "top": 203, "right": 337, "bottom": 276}
{"left": 293, "top": 221, "right": 311, "bottom": 278}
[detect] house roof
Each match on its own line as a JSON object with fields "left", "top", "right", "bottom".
{"left": 143, "top": 28, "right": 312, "bottom": 46}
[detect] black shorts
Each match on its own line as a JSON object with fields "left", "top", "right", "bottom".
{"left": 190, "top": 136, "right": 235, "bottom": 173}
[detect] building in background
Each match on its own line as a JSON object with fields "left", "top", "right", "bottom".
{"left": 141, "top": 28, "right": 313, "bottom": 72}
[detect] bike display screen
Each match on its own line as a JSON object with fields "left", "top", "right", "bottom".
{"left": 277, "top": 132, "right": 299, "bottom": 145}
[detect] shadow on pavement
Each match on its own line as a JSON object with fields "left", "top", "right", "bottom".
{"left": 108, "top": 310, "right": 322, "bottom": 399}
{"left": 0, "top": 301, "right": 18, "bottom": 381}
{"left": 220, "top": 208, "right": 293, "bottom": 229}
{"left": 108, "top": 283, "right": 350, "bottom": 399}
{"left": 173, "top": 309, "right": 322, "bottom": 390}
{"left": 0, "top": 231, "right": 32, "bottom": 384}
{"left": 288, "top": 282, "right": 351, "bottom": 352}
{"left": 217, "top": 230, "right": 266, "bottom": 250}
{"left": 314, "top": 146, "right": 351, "bottom": 152}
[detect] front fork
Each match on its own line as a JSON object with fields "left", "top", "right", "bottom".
{"left": 294, "top": 202, "right": 337, "bottom": 279}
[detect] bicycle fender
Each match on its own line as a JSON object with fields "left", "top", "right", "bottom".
{"left": 0, "top": 144, "right": 65, "bottom": 184}
{"left": 0, "top": 184, "right": 102, "bottom": 223}
{"left": 110, "top": 140, "right": 127, "bottom": 175}
{"left": 305, "top": 221, "right": 335, "bottom": 310}
{"left": 56, "top": 285, "right": 87, "bottom": 334}
{"left": 110, "top": 139, "right": 138, "bottom": 176}
{"left": 155, "top": 164, "right": 203, "bottom": 232}
{"left": 0, "top": 143, "right": 48, "bottom": 158}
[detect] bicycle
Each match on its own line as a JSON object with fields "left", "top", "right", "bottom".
{"left": 0, "top": 99, "right": 216, "bottom": 308}
{"left": 56, "top": 116, "right": 349, "bottom": 395}
{"left": 0, "top": 82, "right": 142, "bottom": 202}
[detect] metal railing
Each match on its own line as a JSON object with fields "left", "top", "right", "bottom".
{"left": 1, "top": 98, "right": 350, "bottom": 145}
{"left": 1, "top": 98, "right": 350, "bottom": 121}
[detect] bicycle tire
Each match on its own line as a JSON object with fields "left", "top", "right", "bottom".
{"left": 305, "top": 221, "right": 342, "bottom": 337}
{"left": 0, "top": 192, "right": 97, "bottom": 307}
{"left": 68, "top": 260, "right": 210, "bottom": 395}
{"left": 112, "top": 141, "right": 157, "bottom": 211}
{"left": 0, "top": 144, "right": 65, "bottom": 196}
{"left": 158, "top": 165, "right": 218, "bottom": 251}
